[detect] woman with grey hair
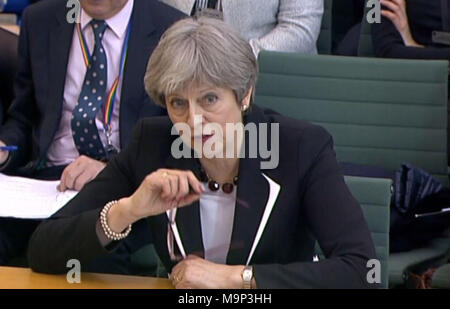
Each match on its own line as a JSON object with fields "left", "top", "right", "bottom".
{"left": 160, "top": 0, "right": 323, "bottom": 56}
{"left": 28, "top": 17, "right": 377, "bottom": 289}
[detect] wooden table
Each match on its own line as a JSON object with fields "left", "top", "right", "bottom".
{"left": 0, "top": 24, "right": 19, "bottom": 35}
{"left": 0, "top": 267, "right": 174, "bottom": 289}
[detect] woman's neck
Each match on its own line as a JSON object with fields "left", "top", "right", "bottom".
{"left": 199, "top": 157, "right": 240, "bottom": 184}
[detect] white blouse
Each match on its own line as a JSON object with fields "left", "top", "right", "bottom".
{"left": 199, "top": 183, "right": 237, "bottom": 264}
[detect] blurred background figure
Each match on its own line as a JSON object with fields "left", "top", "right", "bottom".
{"left": 332, "top": 0, "right": 365, "bottom": 52}
{"left": 0, "top": 0, "right": 39, "bottom": 24}
{"left": 372, "top": 0, "right": 450, "bottom": 60}
{"left": 160, "top": 0, "right": 323, "bottom": 56}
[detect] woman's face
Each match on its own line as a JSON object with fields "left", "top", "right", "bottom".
{"left": 166, "top": 84, "right": 250, "bottom": 159}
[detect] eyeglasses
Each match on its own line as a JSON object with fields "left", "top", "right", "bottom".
{"left": 167, "top": 208, "right": 183, "bottom": 262}
{"left": 165, "top": 197, "right": 250, "bottom": 262}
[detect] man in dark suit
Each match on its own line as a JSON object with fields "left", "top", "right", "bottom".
{"left": 0, "top": 26, "right": 19, "bottom": 126}
{"left": 0, "top": 0, "right": 185, "bottom": 270}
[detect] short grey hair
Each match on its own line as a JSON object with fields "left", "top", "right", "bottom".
{"left": 144, "top": 17, "right": 258, "bottom": 107}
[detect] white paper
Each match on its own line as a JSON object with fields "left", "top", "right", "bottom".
{"left": 0, "top": 173, "right": 78, "bottom": 219}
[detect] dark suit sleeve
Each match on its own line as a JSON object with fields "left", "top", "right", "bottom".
{"left": 372, "top": 15, "right": 450, "bottom": 60}
{"left": 0, "top": 97, "right": 3, "bottom": 124}
{"left": 0, "top": 7, "right": 35, "bottom": 171}
{"left": 27, "top": 121, "right": 145, "bottom": 274}
{"left": 254, "top": 126, "right": 378, "bottom": 288}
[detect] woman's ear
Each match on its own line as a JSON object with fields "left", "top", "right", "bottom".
{"left": 241, "top": 87, "right": 253, "bottom": 111}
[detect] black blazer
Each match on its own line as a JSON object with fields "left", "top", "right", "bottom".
{"left": 0, "top": 0, "right": 185, "bottom": 175}
{"left": 28, "top": 105, "right": 377, "bottom": 288}
{"left": 0, "top": 27, "right": 19, "bottom": 123}
{"left": 372, "top": 0, "right": 450, "bottom": 59}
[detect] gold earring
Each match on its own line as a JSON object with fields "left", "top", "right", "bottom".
{"left": 242, "top": 105, "right": 249, "bottom": 112}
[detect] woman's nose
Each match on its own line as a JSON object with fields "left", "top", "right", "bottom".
{"left": 186, "top": 103, "right": 203, "bottom": 129}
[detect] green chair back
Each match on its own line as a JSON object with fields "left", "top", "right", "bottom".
{"left": 345, "top": 176, "right": 392, "bottom": 288}
{"left": 256, "top": 51, "right": 449, "bottom": 185}
{"left": 317, "top": 176, "right": 392, "bottom": 288}
{"left": 256, "top": 51, "right": 450, "bottom": 287}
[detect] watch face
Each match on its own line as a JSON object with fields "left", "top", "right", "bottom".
{"left": 243, "top": 268, "right": 252, "bottom": 281}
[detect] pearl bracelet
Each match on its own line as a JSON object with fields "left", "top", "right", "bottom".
{"left": 100, "top": 200, "right": 132, "bottom": 241}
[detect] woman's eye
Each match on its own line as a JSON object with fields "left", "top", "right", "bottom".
{"left": 170, "top": 99, "right": 187, "bottom": 109}
{"left": 203, "top": 94, "right": 218, "bottom": 105}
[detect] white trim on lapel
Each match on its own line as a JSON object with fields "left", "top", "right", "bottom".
{"left": 166, "top": 209, "right": 187, "bottom": 259}
{"left": 245, "top": 173, "right": 280, "bottom": 266}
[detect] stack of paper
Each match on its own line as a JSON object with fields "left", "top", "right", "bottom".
{"left": 0, "top": 173, "right": 78, "bottom": 219}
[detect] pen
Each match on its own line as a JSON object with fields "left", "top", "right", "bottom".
{"left": 0, "top": 145, "right": 18, "bottom": 152}
{"left": 414, "top": 207, "right": 450, "bottom": 218}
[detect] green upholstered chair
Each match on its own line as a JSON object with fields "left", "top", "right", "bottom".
{"left": 256, "top": 51, "right": 450, "bottom": 287}
{"left": 317, "top": 0, "right": 332, "bottom": 55}
{"left": 315, "top": 176, "right": 391, "bottom": 288}
{"left": 345, "top": 176, "right": 392, "bottom": 288}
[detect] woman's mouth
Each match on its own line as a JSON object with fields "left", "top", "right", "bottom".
{"left": 201, "top": 134, "right": 212, "bottom": 143}
{"left": 202, "top": 134, "right": 212, "bottom": 144}
{"left": 193, "top": 134, "right": 213, "bottom": 144}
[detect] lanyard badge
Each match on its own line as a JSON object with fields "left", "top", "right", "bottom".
{"left": 76, "top": 20, "right": 132, "bottom": 156}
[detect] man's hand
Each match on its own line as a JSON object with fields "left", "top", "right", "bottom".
{"left": 381, "top": 0, "right": 423, "bottom": 47}
{"left": 58, "top": 155, "right": 106, "bottom": 191}
{"left": 0, "top": 140, "right": 9, "bottom": 165}
{"left": 170, "top": 255, "right": 245, "bottom": 289}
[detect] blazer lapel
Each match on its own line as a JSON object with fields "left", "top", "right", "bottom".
{"left": 41, "top": 14, "right": 74, "bottom": 158}
{"left": 226, "top": 155, "right": 270, "bottom": 265}
{"left": 164, "top": 153, "right": 205, "bottom": 257}
{"left": 226, "top": 107, "right": 281, "bottom": 265}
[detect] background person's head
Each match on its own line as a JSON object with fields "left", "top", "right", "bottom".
{"left": 80, "top": 0, "right": 129, "bottom": 20}
{"left": 144, "top": 17, "right": 258, "bottom": 157}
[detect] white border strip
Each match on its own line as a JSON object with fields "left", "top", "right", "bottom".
{"left": 245, "top": 173, "right": 281, "bottom": 266}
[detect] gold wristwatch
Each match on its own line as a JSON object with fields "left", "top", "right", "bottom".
{"left": 241, "top": 265, "right": 253, "bottom": 289}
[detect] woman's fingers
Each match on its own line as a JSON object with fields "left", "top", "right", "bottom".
{"left": 389, "top": 0, "right": 405, "bottom": 8}
{"left": 178, "top": 193, "right": 201, "bottom": 208}
{"left": 380, "top": 0, "right": 399, "bottom": 13}
{"left": 158, "top": 173, "right": 173, "bottom": 200}
{"left": 186, "top": 171, "right": 203, "bottom": 194}
{"left": 381, "top": 10, "right": 396, "bottom": 22}
{"left": 168, "top": 174, "right": 179, "bottom": 201}
{"left": 177, "top": 174, "right": 190, "bottom": 201}
{"left": 156, "top": 169, "right": 202, "bottom": 203}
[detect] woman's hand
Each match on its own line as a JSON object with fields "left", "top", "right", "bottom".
{"left": 121, "top": 169, "right": 203, "bottom": 222}
{"left": 105, "top": 169, "right": 203, "bottom": 235}
{"left": 170, "top": 255, "right": 245, "bottom": 289}
{"left": 380, "top": 0, "right": 423, "bottom": 47}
